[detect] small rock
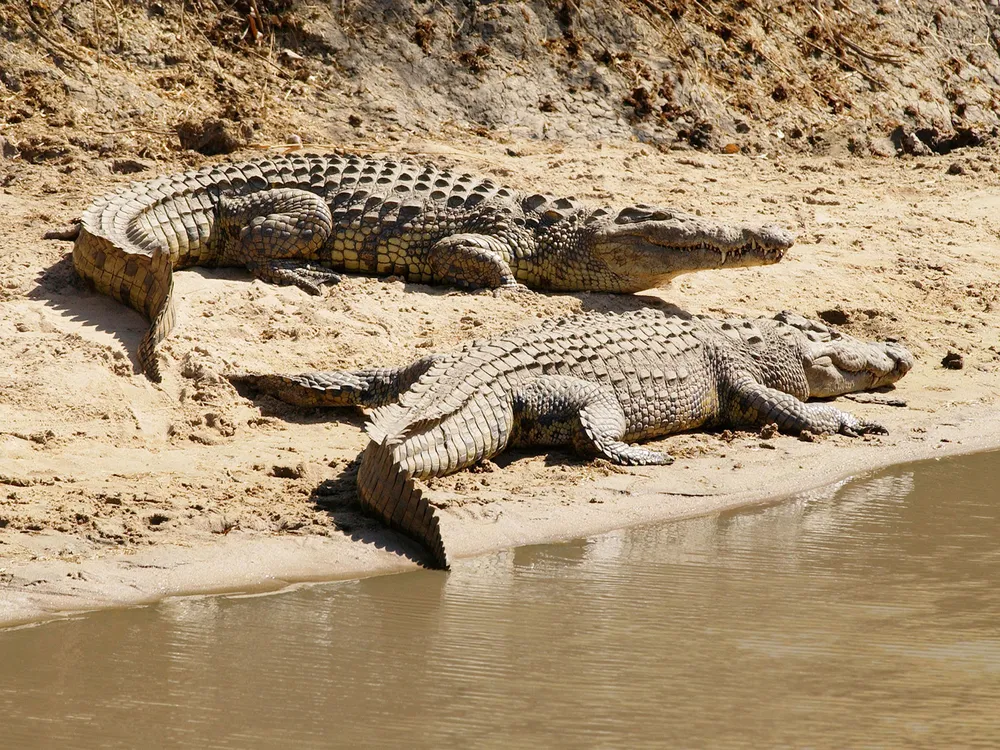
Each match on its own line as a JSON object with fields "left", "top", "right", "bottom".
{"left": 941, "top": 351, "right": 964, "bottom": 370}
{"left": 799, "top": 430, "right": 816, "bottom": 443}
{"left": 890, "top": 126, "right": 930, "bottom": 155}
{"left": 946, "top": 162, "right": 965, "bottom": 175}
{"left": 869, "top": 137, "right": 897, "bottom": 157}
{"left": 900, "top": 130, "right": 932, "bottom": 156}
{"left": 42, "top": 223, "right": 81, "bottom": 241}
{"left": 759, "top": 423, "right": 778, "bottom": 439}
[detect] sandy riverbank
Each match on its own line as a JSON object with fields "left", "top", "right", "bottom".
{"left": 3, "top": 410, "right": 1000, "bottom": 628}
{"left": 3, "top": 140, "right": 1000, "bottom": 626}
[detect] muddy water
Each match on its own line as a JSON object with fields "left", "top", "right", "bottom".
{"left": 2, "top": 451, "right": 1000, "bottom": 749}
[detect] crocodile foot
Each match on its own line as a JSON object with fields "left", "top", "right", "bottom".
{"left": 249, "top": 260, "right": 344, "bottom": 295}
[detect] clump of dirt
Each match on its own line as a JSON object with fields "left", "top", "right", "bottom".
{"left": 176, "top": 117, "right": 251, "bottom": 156}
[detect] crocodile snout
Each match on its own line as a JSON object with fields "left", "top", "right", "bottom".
{"left": 743, "top": 224, "right": 796, "bottom": 252}
{"left": 886, "top": 343, "right": 915, "bottom": 377}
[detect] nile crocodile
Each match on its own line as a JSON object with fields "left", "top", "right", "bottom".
{"left": 73, "top": 153, "right": 793, "bottom": 381}
{"left": 231, "top": 309, "right": 913, "bottom": 569}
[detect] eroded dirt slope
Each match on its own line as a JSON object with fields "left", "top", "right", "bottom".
{"left": 2, "top": 0, "right": 999, "bottom": 172}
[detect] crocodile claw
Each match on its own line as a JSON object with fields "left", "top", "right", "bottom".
{"left": 838, "top": 419, "right": 888, "bottom": 438}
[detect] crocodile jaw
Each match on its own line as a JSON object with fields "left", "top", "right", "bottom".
{"left": 763, "top": 311, "right": 914, "bottom": 397}
{"left": 804, "top": 340, "right": 914, "bottom": 397}
{"left": 589, "top": 212, "right": 794, "bottom": 291}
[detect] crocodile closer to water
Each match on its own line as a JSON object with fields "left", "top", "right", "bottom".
{"left": 72, "top": 153, "right": 793, "bottom": 381}
{"left": 231, "top": 310, "right": 913, "bottom": 569}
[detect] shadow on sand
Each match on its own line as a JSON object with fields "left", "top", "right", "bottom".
{"left": 32, "top": 243, "right": 691, "bottom": 376}
{"left": 29, "top": 250, "right": 148, "bottom": 373}
{"left": 309, "top": 458, "right": 437, "bottom": 569}
{"left": 231, "top": 376, "right": 432, "bottom": 562}
{"left": 568, "top": 291, "right": 691, "bottom": 317}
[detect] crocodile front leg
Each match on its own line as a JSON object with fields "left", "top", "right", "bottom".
{"left": 217, "top": 188, "right": 341, "bottom": 294}
{"left": 427, "top": 233, "right": 523, "bottom": 289}
{"left": 228, "top": 356, "right": 441, "bottom": 408}
{"left": 512, "top": 375, "right": 674, "bottom": 465}
{"left": 727, "top": 377, "right": 888, "bottom": 436}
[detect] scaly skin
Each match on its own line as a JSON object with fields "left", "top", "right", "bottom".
{"left": 73, "top": 153, "right": 794, "bottom": 381}
{"left": 230, "top": 311, "right": 914, "bottom": 569}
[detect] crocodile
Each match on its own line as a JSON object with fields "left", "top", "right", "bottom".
{"left": 72, "top": 152, "right": 794, "bottom": 381}
{"left": 230, "top": 309, "right": 913, "bottom": 569}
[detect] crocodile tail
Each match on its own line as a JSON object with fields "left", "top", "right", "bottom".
{"left": 136, "top": 248, "right": 176, "bottom": 383}
{"left": 73, "top": 226, "right": 177, "bottom": 382}
{"left": 357, "top": 438, "right": 449, "bottom": 570}
{"left": 365, "top": 403, "right": 408, "bottom": 446}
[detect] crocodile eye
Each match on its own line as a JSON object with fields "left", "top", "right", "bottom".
{"left": 615, "top": 206, "right": 654, "bottom": 224}
{"left": 649, "top": 209, "right": 676, "bottom": 221}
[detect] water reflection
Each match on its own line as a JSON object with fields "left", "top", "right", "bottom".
{"left": 2, "top": 451, "right": 999, "bottom": 748}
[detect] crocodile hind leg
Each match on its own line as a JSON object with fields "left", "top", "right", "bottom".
{"left": 217, "top": 188, "right": 340, "bottom": 294}
{"left": 727, "top": 376, "right": 888, "bottom": 436}
{"left": 246, "top": 259, "right": 343, "bottom": 296}
{"left": 427, "top": 234, "right": 523, "bottom": 290}
{"left": 228, "top": 355, "right": 442, "bottom": 408}
{"left": 512, "top": 375, "right": 674, "bottom": 466}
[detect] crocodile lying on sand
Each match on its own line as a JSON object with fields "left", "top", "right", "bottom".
{"left": 230, "top": 309, "right": 914, "bottom": 569}
{"left": 72, "top": 153, "right": 793, "bottom": 381}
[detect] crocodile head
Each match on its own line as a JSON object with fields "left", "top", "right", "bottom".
{"left": 579, "top": 205, "right": 794, "bottom": 292}
{"left": 774, "top": 312, "right": 915, "bottom": 397}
